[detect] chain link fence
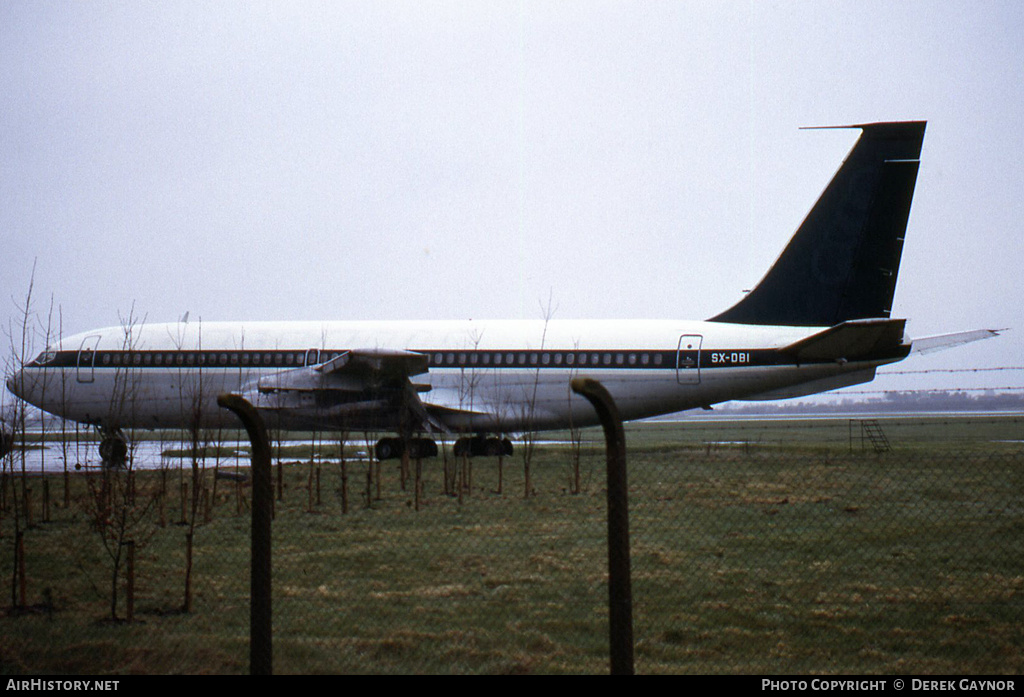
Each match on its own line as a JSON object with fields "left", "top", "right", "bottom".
{"left": 2, "top": 418, "right": 1022, "bottom": 674}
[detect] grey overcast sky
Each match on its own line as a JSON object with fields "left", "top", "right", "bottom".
{"left": 2, "top": 1, "right": 1022, "bottom": 399}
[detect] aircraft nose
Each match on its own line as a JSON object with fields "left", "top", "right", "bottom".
{"left": 6, "top": 371, "right": 23, "bottom": 397}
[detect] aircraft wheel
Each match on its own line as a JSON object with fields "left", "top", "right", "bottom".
{"left": 99, "top": 437, "right": 128, "bottom": 469}
{"left": 483, "top": 438, "right": 503, "bottom": 457}
{"left": 375, "top": 437, "right": 404, "bottom": 461}
{"left": 454, "top": 436, "right": 510, "bottom": 458}
{"left": 409, "top": 438, "right": 438, "bottom": 459}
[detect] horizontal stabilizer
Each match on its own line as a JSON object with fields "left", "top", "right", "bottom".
{"left": 782, "top": 318, "right": 906, "bottom": 363}
{"left": 910, "top": 328, "right": 1003, "bottom": 355}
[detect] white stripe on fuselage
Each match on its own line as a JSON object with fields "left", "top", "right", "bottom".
{"left": 12, "top": 319, "right": 898, "bottom": 433}
{"left": 59, "top": 319, "right": 815, "bottom": 352}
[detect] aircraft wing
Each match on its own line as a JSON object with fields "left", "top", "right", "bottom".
{"left": 909, "top": 328, "right": 1004, "bottom": 355}
{"left": 314, "top": 348, "right": 428, "bottom": 380}
{"left": 241, "top": 348, "right": 449, "bottom": 433}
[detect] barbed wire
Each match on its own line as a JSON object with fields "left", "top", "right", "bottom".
{"left": 881, "top": 366, "right": 1024, "bottom": 375}
{"left": 836, "top": 386, "right": 1024, "bottom": 396}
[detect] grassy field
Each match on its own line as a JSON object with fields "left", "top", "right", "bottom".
{"left": 1, "top": 415, "right": 1022, "bottom": 674}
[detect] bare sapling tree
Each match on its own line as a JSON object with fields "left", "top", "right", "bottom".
{"left": 335, "top": 424, "right": 350, "bottom": 514}
{"left": 8, "top": 265, "right": 38, "bottom": 531}
{"left": 413, "top": 429, "right": 424, "bottom": 511}
{"left": 4, "top": 265, "right": 41, "bottom": 609}
{"left": 84, "top": 305, "right": 156, "bottom": 621}
{"left": 519, "top": 292, "right": 557, "bottom": 499}
{"left": 2, "top": 368, "right": 20, "bottom": 608}
{"left": 306, "top": 333, "right": 329, "bottom": 512}
{"left": 35, "top": 296, "right": 61, "bottom": 521}
{"left": 1, "top": 391, "right": 10, "bottom": 516}
{"left": 460, "top": 329, "right": 487, "bottom": 497}
{"left": 307, "top": 421, "right": 319, "bottom": 513}
{"left": 565, "top": 338, "right": 584, "bottom": 494}
{"left": 178, "top": 317, "right": 221, "bottom": 612}
{"left": 211, "top": 326, "right": 251, "bottom": 520}
{"left": 167, "top": 318, "right": 196, "bottom": 526}
{"left": 182, "top": 355, "right": 204, "bottom": 611}
{"left": 495, "top": 434, "right": 505, "bottom": 494}
{"left": 1, "top": 383, "right": 13, "bottom": 513}
{"left": 55, "top": 305, "right": 72, "bottom": 508}
{"left": 442, "top": 437, "right": 456, "bottom": 497}
{"left": 362, "top": 431, "right": 376, "bottom": 508}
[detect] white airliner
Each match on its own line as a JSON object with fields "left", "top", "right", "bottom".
{"left": 5, "top": 121, "right": 998, "bottom": 464}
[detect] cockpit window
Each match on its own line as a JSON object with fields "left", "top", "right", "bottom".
{"left": 31, "top": 350, "right": 58, "bottom": 366}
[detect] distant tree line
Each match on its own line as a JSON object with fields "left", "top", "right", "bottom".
{"left": 714, "top": 390, "right": 1024, "bottom": 415}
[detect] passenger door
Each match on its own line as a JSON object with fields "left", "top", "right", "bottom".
{"left": 76, "top": 335, "right": 101, "bottom": 383}
{"left": 676, "top": 334, "right": 702, "bottom": 384}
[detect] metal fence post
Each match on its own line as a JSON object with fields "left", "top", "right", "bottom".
{"left": 217, "top": 393, "right": 273, "bottom": 676}
{"left": 570, "top": 378, "right": 634, "bottom": 675}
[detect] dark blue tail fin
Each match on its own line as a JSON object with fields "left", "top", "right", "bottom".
{"left": 710, "top": 121, "right": 926, "bottom": 326}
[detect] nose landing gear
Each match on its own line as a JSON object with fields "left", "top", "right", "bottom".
{"left": 98, "top": 428, "right": 128, "bottom": 469}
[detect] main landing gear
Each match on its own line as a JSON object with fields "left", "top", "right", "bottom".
{"left": 374, "top": 437, "right": 438, "bottom": 461}
{"left": 453, "top": 436, "right": 513, "bottom": 458}
{"left": 373, "top": 435, "right": 514, "bottom": 460}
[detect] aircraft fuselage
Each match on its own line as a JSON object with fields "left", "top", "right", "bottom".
{"left": 8, "top": 318, "right": 908, "bottom": 435}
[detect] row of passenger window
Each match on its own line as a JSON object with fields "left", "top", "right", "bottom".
{"left": 97, "top": 351, "right": 341, "bottom": 368}
{"left": 428, "top": 351, "right": 666, "bottom": 368}
{"left": 90, "top": 350, "right": 672, "bottom": 369}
